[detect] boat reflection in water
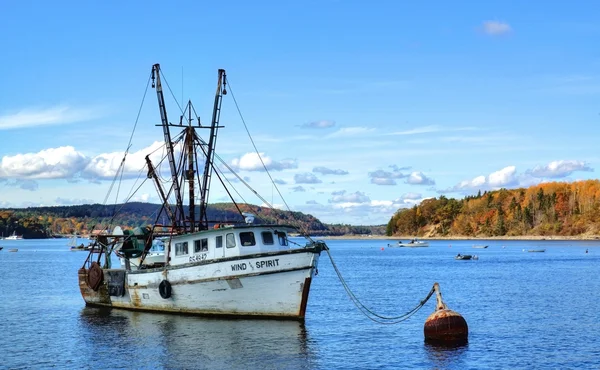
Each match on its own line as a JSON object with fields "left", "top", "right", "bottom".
{"left": 424, "top": 341, "right": 469, "bottom": 369}
{"left": 78, "top": 307, "right": 314, "bottom": 369}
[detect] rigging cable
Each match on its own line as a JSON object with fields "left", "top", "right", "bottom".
{"left": 213, "top": 152, "right": 272, "bottom": 208}
{"left": 159, "top": 69, "right": 186, "bottom": 118}
{"left": 225, "top": 78, "right": 317, "bottom": 239}
{"left": 100, "top": 73, "right": 152, "bottom": 230}
{"left": 224, "top": 80, "right": 294, "bottom": 211}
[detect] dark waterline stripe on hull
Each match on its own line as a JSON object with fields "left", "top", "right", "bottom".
{"left": 84, "top": 302, "right": 307, "bottom": 321}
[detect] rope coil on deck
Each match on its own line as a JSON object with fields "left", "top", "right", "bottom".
{"left": 324, "top": 248, "right": 436, "bottom": 324}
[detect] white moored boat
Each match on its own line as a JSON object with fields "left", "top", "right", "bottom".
{"left": 4, "top": 231, "right": 23, "bottom": 240}
{"left": 78, "top": 64, "right": 326, "bottom": 320}
{"left": 397, "top": 239, "right": 429, "bottom": 247}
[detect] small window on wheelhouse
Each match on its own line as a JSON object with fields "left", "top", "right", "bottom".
{"left": 226, "top": 233, "right": 236, "bottom": 248}
{"left": 216, "top": 235, "right": 223, "bottom": 248}
{"left": 240, "top": 232, "right": 256, "bottom": 247}
{"left": 277, "top": 232, "right": 288, "bottom": 246}
{"left": 261, "top": 231, "right": 274, "bottom": 245}
{"left": 194, "top": 238, "right": 208, "bottom": 253}
{"left": 175, "top": 242, "right": 188, "bottom": 256}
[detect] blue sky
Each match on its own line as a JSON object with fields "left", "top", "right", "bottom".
{"left": 2, "top": 1, "right": 600, "bottom": 225}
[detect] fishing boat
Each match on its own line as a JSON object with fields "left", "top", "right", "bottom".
{"left": 528, "top": 249, "right": 546, "bottom": 253}
{"left": 77, "top": 64, "right": 327, "bottom": 320}
{"left": 397, "top": 239, "right": 429, "bottom": 247}
{"left": 455, "top": 254, "right": 472, "bottom": 260}
{"left": 472, "top": 245, "right": 488, "bottom": 249}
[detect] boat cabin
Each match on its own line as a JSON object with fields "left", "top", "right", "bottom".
{"left": 168, "top": 225, "right": 293, "bottom": 266}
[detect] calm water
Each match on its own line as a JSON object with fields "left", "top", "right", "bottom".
{"left": 1, "top": 238, "right": 599, "bottom": 369}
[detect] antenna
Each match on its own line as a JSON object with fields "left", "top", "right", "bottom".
{"left": 181, "top": 66, "right": 184, "bottom": 107}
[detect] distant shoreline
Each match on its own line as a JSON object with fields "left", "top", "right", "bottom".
{"left": 316, "top": 235, "right": 600, "bottom": 241}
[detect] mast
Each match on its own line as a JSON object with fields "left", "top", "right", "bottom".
{"left": 198, "top": 69, "right": 226, "bottom": 229}
{"left": 186, "top": 104, "right": 195, "bottom": 231}
{"left": 151, "top": 64, "right": 186, "bottom": 232}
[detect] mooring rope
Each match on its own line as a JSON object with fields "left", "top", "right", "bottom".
{"left": 324, "top": 248, "right": 435, "bottom": 324}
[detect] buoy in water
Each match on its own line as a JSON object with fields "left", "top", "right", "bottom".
{"left": 424, "top": 283, "right": 468, "bottom": 345}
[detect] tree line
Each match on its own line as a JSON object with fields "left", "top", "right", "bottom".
{"left": 0, "top": 202, "right": 384, "bottom": 239}
{"left": 386, "top": 180, "right": 600, "bottom": 237}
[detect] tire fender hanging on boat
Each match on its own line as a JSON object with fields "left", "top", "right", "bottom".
{"left": 159, "top": 280, "right": 172, "bottom": 299}
{"left": 86, "top": 262, "right": 104, "bottom": 291}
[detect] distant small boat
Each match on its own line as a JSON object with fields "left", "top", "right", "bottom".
{"left": 473, "top": 245, "right": 488, "bottom": 249}
{"left": 396, "top": 239, "right": 429, "bottom": 247}
{"left": 455, "top": 254, "right": 472, "bottom": 260}
{"left": 528, "top": 249, "right": 546, "bottom": 253}
{"left": 4, "top": 231, "right": 23, "bottom": 240}
{"left": 8, "top": 248, "right": 18, "bottom": 252}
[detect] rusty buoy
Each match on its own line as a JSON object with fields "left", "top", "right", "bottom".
{"left": 424, "top": 283, "right": 468, "bottom": 344}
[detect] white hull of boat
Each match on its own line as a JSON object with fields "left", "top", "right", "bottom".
{"left": 397, "top": 242, "right": 429, "bottom": 248}
{"left": 4, "top": 234, "right": 23, "bottom": 240}
{"left": 79, "top": 248, "right": 321, "bottom": 319}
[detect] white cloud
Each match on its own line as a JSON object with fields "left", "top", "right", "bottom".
{"left": 291, "top": 186, "right": 306, "bottom": 192}
{"left": 400, "top": 192, "right": 422, "bottom": 200}
{"left": 0, "top": 105, "right": 100, "bottom": 130}
{"left": 230, "top": 152, "right": 297, "bottom": 172}
{"left": 488, "top": 166, "right": 518, "bottom": 187}
{"left": 300, "top": 120, "right": 335, "bottom": 129}
{"left": 528, "top": 160, "right": 593, "bottom": 178}
{"left": 313, "top": 166, "right": 349, "bottom": 175}
{"left": 55, "top": 197, "right": 95, "bottom": 205}
{"left": 369, "top": 166, "right": 408, "bottom": 185}
{"left": 327, "top": 127, "right": 375, "bottom": 138}
{"left": 405, "top": 171, "right": 436, "bottom": 185}
{"left": 329, "top": 190, "right": 370, "bottom": 204}
{"left": 83, "top": 141, "right": 165, "bottom": 180}
{"left": 6, "top": 179, "right": 39, "bottom": 191}
{"left": 0, "top": 146, "right": 88, "bottom": 179}
{"left": 294, "top": 173, "right": 322, "bottom": 184}
{"left": 390, "top": 125, "right": 442, "bottom": 136}
{"left": 482, "top": 21, "right": 512, "bottom": 36}
{"left": 0, "top": 142, "right": 171, "bottom": 182}
{"left": 130, "top": 193, "right": 152, "bottom": 202}
{"left": 445, "top": 166, "right": 520, "bottom": 194}
{"left": 298, "top": 195, "right": 422, "bottom": 224}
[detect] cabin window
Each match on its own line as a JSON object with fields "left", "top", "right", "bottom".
{"left": 175, "top": 242, "right": 189, "bottom": 256}
{"left": 226, "top": 233, "right": 236, "bottom": 248}
{"left": 216, "top": 235, "right": 223, "bottom": 248}
{"left": 261, "top": 231, "right": 274, "bottom": 245}
{"left": 277, "top": 232, "right": 288, "bottom": 246}
{"left": 194, "top": 238, "right": 208, "bottom": 253}
{"left": 240, "top": 232, "right": 256, "bottom": 247}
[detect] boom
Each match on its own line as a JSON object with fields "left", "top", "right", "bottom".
{"left": 151, "top": 64, "right": 186, "bottom": 232}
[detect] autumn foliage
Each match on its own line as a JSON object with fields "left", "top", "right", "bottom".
{"left": 386, "top": 180, "right": 600, "bottom": 238}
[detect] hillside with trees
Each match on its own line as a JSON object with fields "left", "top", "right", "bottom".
{"left": 387, "top": 180, "right": 600, "bottom": 238}
{"left": 0, "top": 202, "right": 384, "bottom": 239}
